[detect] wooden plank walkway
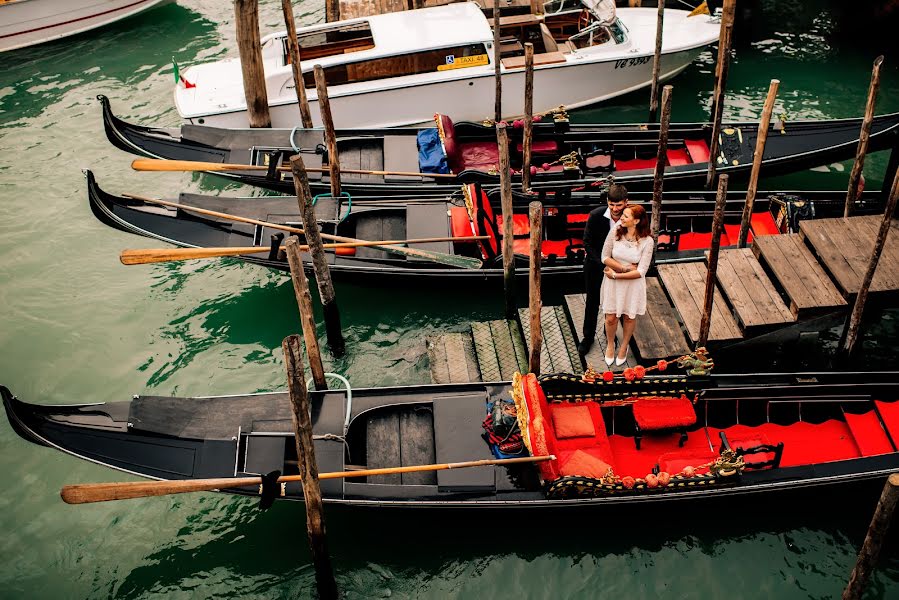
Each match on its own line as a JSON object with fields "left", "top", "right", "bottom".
{"left": 563, "top": 294, "right": 639, "bottom": 370}
{"left": 657, "top": 262, "right": 743, "bottom": 343}
{"left": 753, "top": 233, "right": 847, "bottom": 317}
{"left": 633, "top": 277, "right": 691, "bottom": 360}
{"left": 470, "top": 319, "right": 527, "bottom": 381}
{"left": 799, "top": 215, "right": 899, "bottom": 296}
{"left": 426, "top": 332, "right": 481, "bottom": 383}
{"left": 518, "top": 306, "right": 582, "bottom": 375}
{"left": 712, "top": 248, "right": 795, "bottom": 331}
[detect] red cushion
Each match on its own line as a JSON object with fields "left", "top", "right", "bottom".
{"left": 450, "top": 206, "right": 475, "bottom": 239}
{"left": 558, "top": 448, "right": 611, "bottom": 479}
{"left": 566, "top": 213, "right": 589, "bottom": 224}
{"left": 667, "top": 148, "right": 691, "bottom": 166}
{"left": 523, "top": 374, "right": 561, "bottom": 481}
{"left": 685, "top": 138, "right": 710, "bottom": 163}
{"left": 677, "top": 230, "right": 732, "bottom": 251}
{"left": 435, "top": 114, "right": 459, "bottom": 172}
{"left": 657, "top": 449, "right": 716, "bottom": 475}
{"left": 551, "top": 404, "right": 596, "bottom": 439}
{"left": 615, "top": 157, "right": 656, "bottom": 172}
{"left": 495, "top": 213, "right": 530, "bottom": 237}
{"left": 750, "top": 211, "right": 780, "bottom": 236}
{"left": 458, "top": 142, "right": 499, "bottom": 172}
{"left": 586, "top": 154, "right": 612, "bottom": 169}
{"left": 632, "top": 396, "right": 697, "bottom": 430}
{"left": 516, "top": 140, "right": 559, "bottom": 155}
{"left": 511, "top": 238, "right": 581, "bottom": 258}
{"left": 723, "top": 223, "right": 750, "bottom": 244}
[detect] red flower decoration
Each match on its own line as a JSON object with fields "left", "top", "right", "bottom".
{"left": 542, "top": 162, "right": 551, "bottom": 171}
{"left": 634, "top": 365, "right": 646, "bottom": 379}
{"left": 657, "top": 359, "right": 668, "bottom": 372}
{"left": 529, "top": 165, "right": 538, "bottom": 176}
{"left": 623, "top": 368, "right": 636, "bottom": 381}
{"left": 657, "top": 472, "right": 671, "bottom": 486}
{"left": 622, "top": 476, "right": 635, "bottom": 489}
{"left": 645, "top": 473, "right": 658, "bottom": 488}
{"left": 512, "top": 119, "right": 523, "bottom": 129}
{"left": 602, "top": 370, "right": 614, "bottom": 382}
{"left": 498, "top": 120, "right": 509, "bottom": 127}
{"left": 533, "top": 115, "right": 543, "bottom": 123}
{"left": 682, "top": 466, "right": 695, "bottom": 478}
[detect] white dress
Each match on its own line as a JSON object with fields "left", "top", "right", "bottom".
{"left": 599, "top": 229, "right": 654, "bottom": 318}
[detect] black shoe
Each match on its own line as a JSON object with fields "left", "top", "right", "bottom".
{"left": 578, "top": 339, "right": 594, "bottom": 356}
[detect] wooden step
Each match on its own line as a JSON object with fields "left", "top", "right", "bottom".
{"left": 563, "top": 293, "right": 639, "bottom": 370}
{"left": 710, "top": 248, "right": 795, "bottom": 331}
{"left": 518, "top": 305, "right": 582, "bottom": 375}
{"left": 656, "top": 262, "right": 743, "bottom": 343}
{"left": 633, "top": 277, "right": 691, "bottom": 360}
{"left": 752, "top": 233, "right": 847, "bottom": 317}
{"left": 470, "top": 320, "right": 527, "bottom": 381}
{"left": 799, "top": 215, "right": 899, "bottom": 296}
{"left": 426, "top": 332, "right": 481, "bottom": 384}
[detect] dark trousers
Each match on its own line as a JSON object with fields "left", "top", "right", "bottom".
{"left": 582, "top": 260, "right": 603, "bottom": 342}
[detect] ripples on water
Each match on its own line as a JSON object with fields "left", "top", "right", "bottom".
{"left": 1, "top": 0, "right": 899, "bottom": 597}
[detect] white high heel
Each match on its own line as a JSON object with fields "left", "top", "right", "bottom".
{"left": 615, "top": 355, "right": 627, "bottom": 366}
{"left": 604, "top": 350, "right": 615, "bottom": 366}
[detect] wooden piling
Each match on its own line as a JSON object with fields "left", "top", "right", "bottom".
{"left": 493, "top": 2, "right": 502, "bottom": 124}
{"left": 841, "top": 166, "right": 899, "bottom": 358}
{"left": 528, "top": 201, "right": 543, "bottom": 374}
{"left": 705, "top": 0, "right": 737, "bottom": 190}
{"left": 313, "top": 65, "right": 341, "bottom": 198}
{"left": 284, "top": 238, "right": 328, "bottom": 390}
{"left": 324, "top": 0, "right": 339, "bottom": 23}
{"left": 282, "top": 334, "right": 338, "bottom": 600}
{"left": 650, "top": 85, "right": 673, "bottom": 256}
{"left": 698, "top": 174, "right": 729, "bottom": 347}
{"left": 290, "top": 154, "right": 346, "bottom": 356}
{"left": 234, "top": 0, "right": 271, "bottom": 128}
{"left": 648, "top": 0, "right": 665, "bottom": 122}
{"left": 845, "top": 55, "right": 885, "bottom": 218}
{"left": 842, "top": 473, "right": 899, "bottom": 600}
{"left": 498, "top": 124, "right": 516, "bottom": 318}
{"left": 281, "top": 0, "right": 314, "bottom": 129}
{"left": 738, "top": 79, "right": 780, "bottom": 248}
{"left": 522, "top": 43, "right": 535, "bottom": 191}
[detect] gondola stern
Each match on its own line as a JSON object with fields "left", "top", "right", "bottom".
{"left": 1, "top": 387, "right": 53, "bottom": 449}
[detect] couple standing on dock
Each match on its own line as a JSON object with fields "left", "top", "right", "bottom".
{"left": 578, "top": 184, "right": 654, "bottom": 366}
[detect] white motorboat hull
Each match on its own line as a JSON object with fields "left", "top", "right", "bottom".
{"left": 0, "top": 0, "right": 169, "bottom": 53}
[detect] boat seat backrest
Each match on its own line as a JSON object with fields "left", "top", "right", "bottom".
{"left": 465, "top": 184, "right": 500, "bottom": 259}
{"left": 718, "top": 431, "right": 784, "bottom": 471}
{"left": 435, "top": 113, "right": 459, "bottom": 173}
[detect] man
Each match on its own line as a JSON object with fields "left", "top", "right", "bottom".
{"left": 578, "top": 183, "right": 628, "bottom": 356}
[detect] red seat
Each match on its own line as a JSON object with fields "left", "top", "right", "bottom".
{"left": 685, "top": 139, "right": 710, "bottom": 163}
{"left": 667, "top": 148, "right": 691, "bottom": 166}
{"left": 450, "top": 206, "right": 475, "bottom": 239}
{"left": 495, "top": 213, "right": 531, "bottom": 237}
{"left": 615, "top": 157, "right": 656, "bottom": 171}
{"left": 723, "top": 223, "right": 751, "bottom": 244}
{"left": 677, "top": 230, "right": 732, "bottom": 251}
{"left": 512, "top": 238, "right": 582, "bottom": 258}
{"left": 750, "top": 211, "right": 781, "bottom": 236}
{"left": 566, "top": 213, "right": 589, "bottom": 224}
{"left": 435, "top": 113, "right": 498, "bottom": 173}
{"left": 633, "top": 396, "right": 697, "bottom": 431}
{"left": 516, "top": 140, "right": 559, "bottom": 155}
{"left": 657, "top": 449, "right": 717, "bottom": 476}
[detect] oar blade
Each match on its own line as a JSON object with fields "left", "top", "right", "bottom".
{"left": 120, "top": 247, "right": 268, "bottom": 265}
{"left": 61, "top": 477, "right": 257, "bottom": 504}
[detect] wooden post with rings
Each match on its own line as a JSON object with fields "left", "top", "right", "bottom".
{"left": 498, "top": 123, "right": 516, "bottom": 318}
{"left": 650, "top": 84, "right": 673, "bottom": 263}
{"left": 840, "top": 166, "right": 899, "bottom": 359}
{"left": 284, "top": 238, "right": 328, "bottom": 390}
{"left": 522, "top": 42, "right": 535, "bottom": 191}
{"left": 528, "top": 201, "right": 543, "bottom": 374}
{"left": 648, "top": 0, "right": 665, "bottom": 122}
{"left": 845, "top": 55, "right": 885, "bottom": 218}
{"left": 282, "top": 334, "right": 338, "bottom": 600}
{"left": 705, "top": 0, "right": 737, "bottom": 190}
{"left": 698, "top": 174, "right": 729, "bottom": 348}
{"left": 738, "top": 79, "right": 780, "bottom": 248}
{"left": 281, "top": 0, "right": 314, "bottom": 129}
{"left": 290, "top": 154, "right": 346, "bottom": 356}
{"left": 843, "top": 473, "right": 899, "bottom": 600}
{"left": 313, "top": 65, "right": 341, "bottom": 198}
{"left": 233, "top": 0, "right": 271, "bottom": 128}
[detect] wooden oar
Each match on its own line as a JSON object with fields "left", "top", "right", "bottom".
{"left": 121, "top": 236, "right": 486, "bottom": 265}
{"left": 122, "top": 194, "right": 484, "bottom": 270}
{"left": 131, "top": 158, "right": 457, "bottom": 179}
{"left": 59, "top": 455, "right": 555, "bottom": 504}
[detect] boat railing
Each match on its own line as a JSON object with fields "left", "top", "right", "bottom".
{"left": 308, "top": 372, "right": 353, "bottom": 437}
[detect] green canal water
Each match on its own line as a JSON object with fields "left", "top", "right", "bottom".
{"left": 2, "top": 1, "right": 899, "bottom": 597}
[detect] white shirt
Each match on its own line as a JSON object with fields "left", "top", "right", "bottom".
{"left": 603, "top": 207, "right": 622, "bottom": 229}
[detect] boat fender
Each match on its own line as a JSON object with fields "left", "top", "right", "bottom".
{"left": 259, "top": 470, "right": 283, "bottom": 510}
{"left": 269, "top": 233, "right": 285, "bottom": 261}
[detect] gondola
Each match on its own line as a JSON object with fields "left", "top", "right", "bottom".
{"left": 87, "top": 170, "right": 884, "bottom": 283}
{"left": 6, "top": 368, "right": 899, "bottom": 509}
{"left": 99, "top": 94, "right": 899, "bottom": 197}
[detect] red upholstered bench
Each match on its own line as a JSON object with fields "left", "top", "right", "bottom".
{"left": 632, "top": 396, "right": 697, "bottom": 450}
{"left": 517, "top": 140, "right": 559, "bottom": 155}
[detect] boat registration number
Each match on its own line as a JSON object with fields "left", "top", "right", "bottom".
{"left": 437, "top": 54, "right": 489, "bottom": 71}
{"left": 614, "top": 56, "right": 651, "bottom": 69}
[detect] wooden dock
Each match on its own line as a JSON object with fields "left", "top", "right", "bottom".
{"left": 426, "top": 214, "right": 899, "bottom": 383}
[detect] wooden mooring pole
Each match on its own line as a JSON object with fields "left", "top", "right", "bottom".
{"left": 842, "top": 473, "right": 899, "bottom": 600}
{"left": 840, "top": 165, "right": 899, "bottom": 358}
{"left": 324, "top": 0, "right": 339, "bottom": 23}
{"left": 528, "top": 201, "right": 543, "bottom": 374}
{"left": 290, "top": 154, "right": 346, "bottom": 356}
{"left": 493, "top": 2, "right": 502, "bottom": 124}
{"left": 738, "top": 79, "right": 780, "bottom": 248}
{"left": 281, "top": 0, "right": 314, "bottom": 129}
{"left": 313, "top": 65, "right": 341, "bottom": 198}
{"left": 845, "top": 55, "right": 885, "bottom": 218}
{"left": 705, "top": 0, "right": 737, "bottom": 190}
{"left": 284, "top": 238, "right": 328, "bottom": 390}
{"left": 648, "top": 0, "right": 665, "bottom": 122}
{"left": 650, "top": 84, "right": 673, "bottom": 260}
{"left": 521, "top": 42, "right": 535, "bottom": 192}
{"left": 282, "top": 335, "right": 339, "bottom": 600}
{"left": 234, "top": 0, "right": 271, "bottom": 128}
{"left": 698, "top": 174, "right": 729, "bottom": 347}
{"left": 498, "top": 124, "right": 516, "bottom": 318}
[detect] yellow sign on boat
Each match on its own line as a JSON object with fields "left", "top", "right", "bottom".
{"left": 437, "top": 54, "right": 489, "bottom": 71}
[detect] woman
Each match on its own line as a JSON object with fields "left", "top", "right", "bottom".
{"left": 600, "top": 204, "right": 654, "bottom": 366}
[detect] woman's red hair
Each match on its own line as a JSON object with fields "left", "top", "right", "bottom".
{"left": 615, "top": 205, "right": 651, "bottom": 240}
